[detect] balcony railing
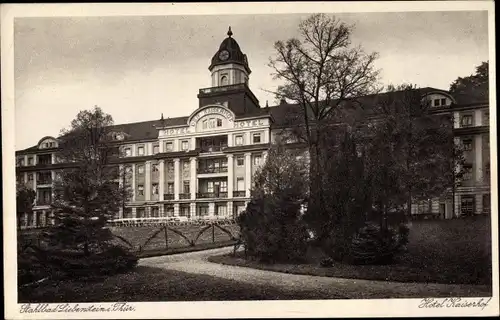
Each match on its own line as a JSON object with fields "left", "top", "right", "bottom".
{"left": 36, "top": 199, "right": 52, "bottom": 206}
{"left": 197, "top": 167, "right": 228, "bottom": 174}
{"left": 233, "top": 191, "right": 246, "bottom": 197}
{"left": 179, "top": 193, "right": 191, "bottom": 199}
{"left": 163, "top": 194, "right": 174, "bottom": 200}
{"left": 199, "top": 83, "right": 246, "bottom": 95}
{"left": 197, "top": 192, "right": 228, "bottom": 199}
{"left": 37, "top": 179, "right": 52, "bottom": 185}
{"left": 199, "top": 145, "right": 227, "bottom": 153}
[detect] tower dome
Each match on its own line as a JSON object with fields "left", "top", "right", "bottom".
{"left": 209, "top": 27, "right": 251, "bottom": 74}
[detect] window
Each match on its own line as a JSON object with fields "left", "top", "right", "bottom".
{"left": 28, "top": 157, "right": 33, "bottom": 165}
{"left": 433, "top": 99, "right": 441, "bottom": 107}
{"left": 440, "top": 98, "right": 446, "bottom": 106}
{"left": 216, "top": 204, "right": 227, "bottom": 216}
{"left": 18, "top": 158, "right": 25, "bottom": 166}
{"left": 254, "top": 155, "right": 262, "bottom": 166}
{"left": 138, "top": 146, "right": 145, "bottom": 156}
{"left": 484, "top": 111, "right": 489, "bottom": 125}
{"left": 463, "top": 139, "right": 473, "bottom": 151}
{"left": 181, "top": 140, "right": 189, "bottom": 151}
{"left": 252, "top": 133, "right": 261, "bottom": 144}
{"left": 138, "top": 185, "right": 144, "bottom": 196}
{"left": 136, "top": 208, "right": 145, "bottom": 218}
{"left": 137, "top": 165, "right": 144, "bottom": 174}
{"left": 153, "top": 145, "right": 159, "bottom": 154}
{"left": 164, "top": 205, "right": 174, "bottom": 217}
{"left": 167, "top": 182, "right": 174, "bottom": 194}
{"left": 236, "top": 178, "right": 245, "bottom": 191}
{"left": 180, "top": 205, "right": 190, "bottom": 217}
{"left": 219, "top": 181, "right": 228, "bottom": 192}
{"left": 483, "top": 194, "right": 491, "bottom": 213}
{"left": 28, "top": 173, "right": 34, "bottom": 181}
{"left": 183, "top": 181, "right": 190, "bottom": 194}
{"left": 235, "top": 135, "right": 243, "bottom": 146}
{"left": 198, "top": 205, "right": 209, "bottom": 216}
{"left": 151, "top": 207, "right": 159, "bottom": 218}
{"left": 165, "top": 142, "right": 173, "bottom": 152}
{"left": 236, "top": 156, "right": 244, "bottom": 166}
{"left": 460, "top": 196, "right": 475, "bottom": 216}
{"left": 207, "top": 181, "right": 214, "bottom": 193}
{"left": 463, "top": 164, "right": 473, "bottom": 181}
{"left": 217, "top": 119, "right": 223, "bottom": 127}
{"left": 485, "top": 163, "right": 490, "bottom": 178}
{"left": 124, "top": 148, "right": 132, "bottom": 157}
{"left": 209, "top": 118, "right": 216, "bottom": 128}
{"left": 461, "top": 114, "right": 473, "bottom": 127}
{"left": 152, "top": 183, "right": 158, "bottom": 195}
{"left": 167, "top": 162, "right": 174, "bottom": 173}
{"left": 152, "top": 163, "right": 159, "bottom": 172}
{"left": 220, "top": 74, "right": 228, "bottom": 86}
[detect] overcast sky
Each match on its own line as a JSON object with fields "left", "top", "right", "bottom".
{"left": 14, "top": 11, "right": 489, "bottom": 150}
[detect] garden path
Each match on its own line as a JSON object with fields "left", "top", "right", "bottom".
{"left": 139, "top": 247, "right": 491, "bottom": 299}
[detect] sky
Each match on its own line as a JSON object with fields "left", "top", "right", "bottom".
{"left": 14, "top": 11, "right": 489, "bottom": 150}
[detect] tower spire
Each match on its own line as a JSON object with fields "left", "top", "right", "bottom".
{"left": 227, "top": 26, "right": 233, "bottom": 37}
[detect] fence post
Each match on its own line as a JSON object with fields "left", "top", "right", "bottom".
{"left": 212, "top": 224, "right": 215, "bottom": 243}
{"left": 164, "top": 226, "right": 168, "bottom": 250}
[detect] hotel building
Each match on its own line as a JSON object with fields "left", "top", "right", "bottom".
{"left": 15, "top": 28, "right": 490, "bottom": 227}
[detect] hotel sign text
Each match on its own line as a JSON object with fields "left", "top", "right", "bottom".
{"left": 190, "top": 106, "right": 234, "bottom": 127}
{"left": 234, "top": 119, "right": 267, "bottom": 128}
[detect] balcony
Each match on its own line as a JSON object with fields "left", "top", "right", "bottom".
{"left": 199, "top": 145, "right": 227, "bottom": 153}
{"left": 197, "top": 167, "right": 228, "bottom": 174}
{"left": 199, "top": 83, "right": 246, "bottom": 95}
{"left": 197, "top": 192, "right": 228, "bottom": 199}
{"left": 37, "top": 179, "right": 53, "bottom": 185}
{"left": 163, "top": 194, "right": 174, "bottom": 200}
{"left": 179, "top": 193, "right": 191, "bottom": 200}
{"left": 233, "top": 191, "right": 246, "bottom": 197}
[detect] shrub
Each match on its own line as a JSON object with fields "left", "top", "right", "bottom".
{"left": 349, "top": 223, "right": 402, "bottom": 265}
{"left": 41, "top": 245, "right": 138, "bottom": 279}
{"left": 320, "top": 257, "right": 334, "bottom": 267}
{"left": 238, "top": 195, "right": 308, "bottom": 263}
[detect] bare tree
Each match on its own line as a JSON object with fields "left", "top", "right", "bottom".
{"left": 268, "top": 13, "right": 380, "bottom": 238}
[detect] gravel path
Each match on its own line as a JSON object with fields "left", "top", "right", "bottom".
{"left": 140, "top": 247, "right": 492, "bottom": 299}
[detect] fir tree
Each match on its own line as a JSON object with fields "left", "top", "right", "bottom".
{"left": 44, "top": 107, "right": 130, "bottom": 256}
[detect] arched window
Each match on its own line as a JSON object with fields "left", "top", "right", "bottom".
{"left": 220, "top": 75, "right": 228, "bottom": 86}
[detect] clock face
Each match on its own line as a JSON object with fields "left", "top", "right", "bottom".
{"left": 219, "top": 50, "right": 230, "bottom": 61}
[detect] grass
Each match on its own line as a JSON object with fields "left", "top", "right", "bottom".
{"left": 208, "top": 216, "right": 492, "bottom": 286}
{"left": 18, "top": 266, "right": 345, "bottom": 302}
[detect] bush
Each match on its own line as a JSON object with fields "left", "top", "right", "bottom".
{"left": 320, "top": 257, "right": 334, "bottom": 267}
{"left": 349, "top": 223, "right": 402, "bottom": 265}
{"left": 40, "top": 245, "right": 138, "bottom": 278}
{"left": 238, "top": 195, "right": 308, "bottom": 263}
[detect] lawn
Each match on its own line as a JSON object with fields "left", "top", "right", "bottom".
{"left": 18, "top": 266, "right": 344, "bottom": 302}
{"left": 208, "top": 216, "right": 492, "bottom": 286}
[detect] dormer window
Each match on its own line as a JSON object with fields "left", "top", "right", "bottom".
{"left": 433, "top": 99, "right": 441, "bottom": 107}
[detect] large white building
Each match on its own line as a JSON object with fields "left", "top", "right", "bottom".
{"left": 15, "top": 28, "right": 490, "bottom": 227}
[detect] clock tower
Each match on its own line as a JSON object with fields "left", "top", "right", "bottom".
{"left": 198, "top": 27, "right": 260, "bottom": 115}
{"left": 208, "top": 26, "right": 251, "bottom": 87}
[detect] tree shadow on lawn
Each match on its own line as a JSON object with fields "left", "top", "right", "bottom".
{"left": 209, "top": 217, "right": 492, "bottom": 288}
{"left": 18, "top": 266, "right": 346, "bottom": 303}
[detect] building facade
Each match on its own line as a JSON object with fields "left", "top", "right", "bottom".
{"left": 15, "top": 28, "right": 491, "bottom": 228}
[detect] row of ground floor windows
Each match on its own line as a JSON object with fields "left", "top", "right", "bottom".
{"left": 122, "top": 202, "right": 246, "bottom": 219}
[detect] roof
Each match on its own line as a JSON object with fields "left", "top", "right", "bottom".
{"left": 209, "top": 27, "right": 251, "bottom": 74}
{"left": 16, "top": 87, "right": 487, "bottom": 154}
